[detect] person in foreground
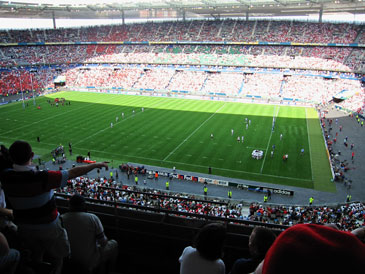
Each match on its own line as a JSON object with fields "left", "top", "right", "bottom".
{"left": 61, "top": 194, "right": 118, "bottom": 273}
{"left": 230, "top": 226, "right": 276, "bottom": 274}
{"left": 254, "top": 223, "right": 365, "bottom": 274}
{"left": 179, "top": 222, "right": 226, "bottom": 274}
{"left": 0, "top": 231, "right": 20, "bottom": 274}
{"left": 0, "top": 140, "right": 109, "bottom": 274}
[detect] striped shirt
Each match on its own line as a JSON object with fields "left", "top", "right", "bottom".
{"left": 0, "top": 164, "right": 68, "bottom": 227}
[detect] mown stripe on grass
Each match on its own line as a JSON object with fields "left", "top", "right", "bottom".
{"left": 163, "top": 102, "right": 226, "bottom": 161}
{"left": 306, "top": 108, "right": 335, "bottom": 192}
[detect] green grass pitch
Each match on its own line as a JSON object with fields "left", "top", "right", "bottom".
{"left": 0, "top": 91, "right": 334, "bottom": 191}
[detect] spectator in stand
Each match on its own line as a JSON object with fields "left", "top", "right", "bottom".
{"left": 254, "top": 224, "right": 365, "bottom": 274}
{"left": 230, "top": 227, "right": 276, "bottom": 274}
{"left": 179, "top": 222, "right": 226, "bottom": 274}
{"left": 247, "top": 202, "right": 365, "bottom": 231}
{"left": 61, "top": 194, "right": 118, "bottom": 273}
{"left": 351, "top": 226, "right": 365, "bottom": 243}
{"left": 0, "top": 140, "right": 109, "bottom": 274}
{"left": 0, "top": 184, "right": 17, "bottom": 235}
{"left": 0, "top": 231, "right": 20, "bottom": 274}
{"left": 56, "top": 173, "right": 365, "bottom": 232}
{"left": 0, "top": 145, "right": 17, "bottom": 234}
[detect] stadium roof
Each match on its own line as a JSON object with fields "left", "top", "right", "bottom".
{"left": 0, "top": 0, "right": 364, "bottom": 20}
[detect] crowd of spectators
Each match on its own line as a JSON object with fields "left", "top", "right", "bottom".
{"left": 281, "top": 75, "right": 363, "bottom": 103}
{"left": 0, "top": 20, "right": 363, "bottom": 72}
{"left": 0, "top": 20, "right": 363, "bottom": 112}
{"left": 1, "top": 44, "right": 361, "bottom": 71}
{"left": 55, "top": 175, "right": 365, "bottom": 232}
{"left": 57, "top": 176, "right": 244, "bottom": 219}
{"left": 133, "top": 68, "right": 175, "bottom": 91}
{"left": 0, "top": 20, "right": 361, "bottom": 44}
{"left": 168, "top": 70, "right": 208, "bottom": 93}
{"left": 2, "top": 65, "right": 363, "bottom": 114}
{"left": 64, "top": 66, "right": 363, "bottom": 108}
{"left": 202, "top": 72, "right": 245, "bottom": 95}
{"left": 339, "top": 88, "right": 365, "bottom": 114}
{"left": 0, "top": 68, "right": 55, "bottom": 96}
{"left": 247, "top": 202, "right": 364, "bottom": 231}
{"left": 242, "top": 73, "right": 283, "bottom": 98}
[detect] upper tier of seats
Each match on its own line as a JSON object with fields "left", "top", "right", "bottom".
{"left": 0, "top": 20, "right": 363, "bottom": 44}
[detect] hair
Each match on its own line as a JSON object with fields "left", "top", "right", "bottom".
{"left": 9, "top": 140, "right": 33, "bottom": 165}
{"left": 249, "top": 227, "right": 277, "bottom": 259}
{"left": 0, "top": 145, "right": 13, "bottom": 171}
{"left": 194, "top": 222, "right": 226, "bottom": 261}
{"left": 69, "top": 194, "right": 86, "bottom": 212}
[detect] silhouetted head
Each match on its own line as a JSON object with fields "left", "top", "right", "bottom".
{"left": 249, "top": 227, "right": 276, "bottom": 259}
{"left": 194, "top": 222, "right": 226, "bottom": 261}
{"left": 69, "top": 194, "right": 87, "bottom": 212}
{"left": 9, "top": 140, "right": 33, "bottom": 165}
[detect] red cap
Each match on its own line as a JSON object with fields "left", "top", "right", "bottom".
{"left": 263, "top": 224, "right": 365, "bottom": 274}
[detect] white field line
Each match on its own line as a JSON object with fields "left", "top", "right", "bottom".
{"left": 163, "top": 103, "right": 227, "bottom": 161}
{"left": 260, "top": 106, "right": 279, "bottom": 174}
{"left": 75, "top": 146, "right": 312, "bottom": 182}
{"left": 73, "top": 99, "right": 165, "bottom": 146}
{"left": 1, "top": 96, "right": 112, "bottom": 136}
{"left": 0, "top": 135, "right": 310, "bottom": 183}
{"left": 305, "top": 108, "right": 314, "bottom": 181}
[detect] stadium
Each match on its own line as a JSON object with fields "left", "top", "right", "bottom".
{"left": 0, "top": 0, "right": 364, "bottom": 273}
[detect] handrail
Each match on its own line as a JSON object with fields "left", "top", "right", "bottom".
{"left": 97, "top": 185, "right": 229, "bottom": 206}
{"left": 55, "top": 192, "right": 288, "bottom": 231}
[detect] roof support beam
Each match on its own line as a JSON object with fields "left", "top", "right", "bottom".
{"left": 274, "top": 0, "right": 287, "bottom": 6}
{"left": 235, "top": 0, "right": 250, "bottom": 8}
{"left": 319, "top": 4, "right": 323, "bottom": 23}
{"left": 201, "top": 0, "right": 217, "bottom": 8}
{"left": 52, "top": 11, "right": 56, "bottom": 29}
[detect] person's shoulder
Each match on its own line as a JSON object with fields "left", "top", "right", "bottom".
{"left": 231, "top": 258, "right": 258, "bottom": 274}
{"left": 182, "top": 246, "right": 196, "bottom": 256}
{"left": 62, "top": 211, "right": 91, "bottom": 218}
{"left": 83, "top": 212, "right": 103, "bottom": 223}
